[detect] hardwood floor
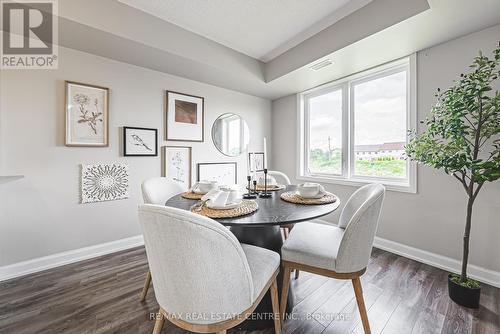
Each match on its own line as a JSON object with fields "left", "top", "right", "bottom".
{"left": 1, "top": 247, "right": 499, "bottom": 334}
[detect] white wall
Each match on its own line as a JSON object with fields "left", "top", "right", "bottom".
{"left": 0, "top": 46, "right": 271, "bottom": 266}
{"left": 272, "top": 25, "right": 500, "bottom": 274}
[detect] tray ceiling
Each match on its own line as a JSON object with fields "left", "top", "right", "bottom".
{"left": 118, "top": 0, "right": 372, "bottom": 61}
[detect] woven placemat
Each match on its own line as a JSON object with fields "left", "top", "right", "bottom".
{"left": 280, "top": 191, "right": 337, "bottom": 205}
{"left": 181, "top": 192, "right": 204, "bottom": 200}
{"left": 247, "top": 184, "right": 286, "bottom": 192}
{"left": 191, "top": 200, "right": 258, "bottom": 218}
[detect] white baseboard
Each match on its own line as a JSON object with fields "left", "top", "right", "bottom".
{"left": 373, "top": 237, "right": 500, "bottom": 288}
{"left": 0, "top": 235, "right": 144, "bottom": 282}
{"left": 314, "top": 219, "right": 500, "bottom": 288}
{"left": 2, "top": 226, "right": 499, "bottom": 289}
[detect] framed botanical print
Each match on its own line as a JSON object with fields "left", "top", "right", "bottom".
{"left": 65, "top": 81, "right": 109, "bottom": 147}
{"left": 197, "top": 162, "right": 237, "bottom": 185}
{"left": 164, "top": 146, "right": 192, "bottom": 190}
{"left": 166, "top": 91, "right": 204, "bottom": 142}
{"left": 249, "top": 152, "right": 265, "bottom": 172}
{"left": 123, "top": 127, "right": 158, "bottom": 156}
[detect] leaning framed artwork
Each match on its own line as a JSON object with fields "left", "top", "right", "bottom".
{"left": 166, "top": 91, "right": 204, "bottom": 142}
{"left": 65, "top": 81, "right": 109, "bottom": 147}
{"left": 197, "top": 162, "right": 237, "bottom": 185}
{"left": 163, "top": 146, "right": 192, "bottom": 190}
{"left": 249, "top": 152, "right": 265, "bottom": 172}
{"left": 123, "top": 127, "right": 158, "bottom": 156}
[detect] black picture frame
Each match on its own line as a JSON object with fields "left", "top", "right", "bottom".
{"left": 197, "top": 162, "right": 237, "bottom": 184}
{"left": 123, "top": 126, "right": 158, "bottom": 156}
{"left": 248, "top": 152, "right": 265, "bottom": 172}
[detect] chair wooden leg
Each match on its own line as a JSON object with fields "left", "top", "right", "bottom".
{"left": 283, "top": 227, "right": 289, "bottom": 239}
{"left": 294, "top": 269, "right": 300, "bottom": 280}
{"left": 270, "top": 278, "right": 282, "bottom": 334}
{"left": 280, "top": 265, "right": 292, "bottom": 324}
{"left": 352, "top": 277, "right": 371, "bottom": 334}
{"left": 152, "top": 309, "right": 165, "bottom": 334}
{"left": 140, "top": 270, "right": 152, "bottom": 302}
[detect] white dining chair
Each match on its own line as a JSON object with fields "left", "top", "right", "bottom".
{"left": 139, "top": 177, "right": 184, "bottom": 302}
{"left": 268, "top": 170, "right": 291, "bottom": 186}
{"left": 139, "top": 204, "right": 282, "bottom": 334}
{"left": 268, "top": 170, "right": 301, "bottom": 279}
{"left": 280, "top": 183, "right": 385, "bottom": 334}
{"left": 268, "top": 170, "right": 293, "bottom": 239}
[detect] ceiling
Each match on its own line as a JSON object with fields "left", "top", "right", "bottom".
{"left": 25, "top": 0, "right": 500, "bottom": 100}
{"left": 118, "top": 0, "right": 372, "bottom": 61}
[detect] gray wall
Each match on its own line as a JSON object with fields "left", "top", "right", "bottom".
{"left": 272, "top": 25, "right": 500, "bottom": 273}
{"left": 0, "top": 46, "right": 271, "bottom": 266}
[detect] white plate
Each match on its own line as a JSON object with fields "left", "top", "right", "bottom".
{"left": 295, "top": 191, "right": 326, "bottom": 199}
{"left": 193, "top": 189, "right": 208, "bottom": 195}
{"left": 206, "top": 199, "right": 242, "bottom": 210}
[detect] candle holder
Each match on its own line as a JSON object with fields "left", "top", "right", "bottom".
{"left": 259, "top": 168, "right": 272, "bottom": 198}
{"left": 252, "top": 180, "right": 258, "bottom": 195}
{"left": 243, "top": 175, "right": 257, "bottom": 199}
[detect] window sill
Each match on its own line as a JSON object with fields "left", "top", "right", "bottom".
{"left": 296, "top": 175, "right": 416, "bottom": 194}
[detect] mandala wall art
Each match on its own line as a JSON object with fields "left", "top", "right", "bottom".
{"left": 81, "top": 163, "right": 129, "bottom": 203}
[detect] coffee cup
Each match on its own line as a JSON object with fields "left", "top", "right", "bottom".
{"left": 192, "top": 180, "right": 218, "bottom": 194}
{"left": 297, "top": 183, "right": 326, "bottom": 198}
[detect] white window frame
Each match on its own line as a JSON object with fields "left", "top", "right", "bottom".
{"left": 297, "top": 55, "right": 417, "bottom": 193}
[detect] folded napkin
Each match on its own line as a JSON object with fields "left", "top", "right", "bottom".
{"left": 201, "top": 189, "right": 221, "bottom": 202}
{"left": 201, "top": 189, "right": 241, "bottom": 207}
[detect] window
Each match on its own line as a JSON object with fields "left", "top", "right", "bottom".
{"left": 298, "top": 56, "right": 416, "bottom": 192}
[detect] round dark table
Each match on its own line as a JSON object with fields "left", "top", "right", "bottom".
{"left": 165, "top": 185, "right": 340, "bottom": 329}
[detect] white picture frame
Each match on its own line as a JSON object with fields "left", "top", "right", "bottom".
{"left": 197, "top": 162, "right": 237, "bottom": 186}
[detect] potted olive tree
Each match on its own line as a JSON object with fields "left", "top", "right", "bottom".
{"left": 406, "top": 44, "right": 499, "bottom": 308}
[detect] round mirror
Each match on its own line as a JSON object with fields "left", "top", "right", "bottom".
{"left": 212, "top": 113, "right": 250, "bottom": 157}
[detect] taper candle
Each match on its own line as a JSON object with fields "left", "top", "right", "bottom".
{"left": 263, "top": 137, "right": 268, "bottom": 169}
{"left": 252, "top": 152, "right": 257, "bottom": 180}
{"left": 246, "top": 152, "right": 250, "bottom": 176}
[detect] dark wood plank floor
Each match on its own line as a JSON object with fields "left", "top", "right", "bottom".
{"left": 1, "top": 247, "right": 499, "bottom": 334}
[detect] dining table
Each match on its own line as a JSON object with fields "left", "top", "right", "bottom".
{"left": 165, "top": 184, "right": 341, "bottom": 330}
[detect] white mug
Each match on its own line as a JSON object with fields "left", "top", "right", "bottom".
{"left": 297, "top": 183, "right": 326, "bottom": 198}
{"left": 192, "top": 180, "right": 217, "bottom": 194}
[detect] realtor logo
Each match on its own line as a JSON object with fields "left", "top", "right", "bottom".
{"left": 1, "top": 0, "right": 58, "bottom": 69}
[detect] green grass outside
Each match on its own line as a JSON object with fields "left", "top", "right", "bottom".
{"left": 308, "top": 149, "right": 406, "bottom": 178}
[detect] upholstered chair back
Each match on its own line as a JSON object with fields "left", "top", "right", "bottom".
{"left": 268, "top": 170, "right": 292, "bottom": 185}
{"left": 138, "top": 204, "right": 254, "bottom": 325}
{"left": 335, "top": 184, "right": 385, "bottom": 273}
{"left": 141, "top": 177, "right": 184, "bottom": 205}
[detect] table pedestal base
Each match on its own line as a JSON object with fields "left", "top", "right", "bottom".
{"left": 230, "top": 225, "right": 294, "bottom": 330}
